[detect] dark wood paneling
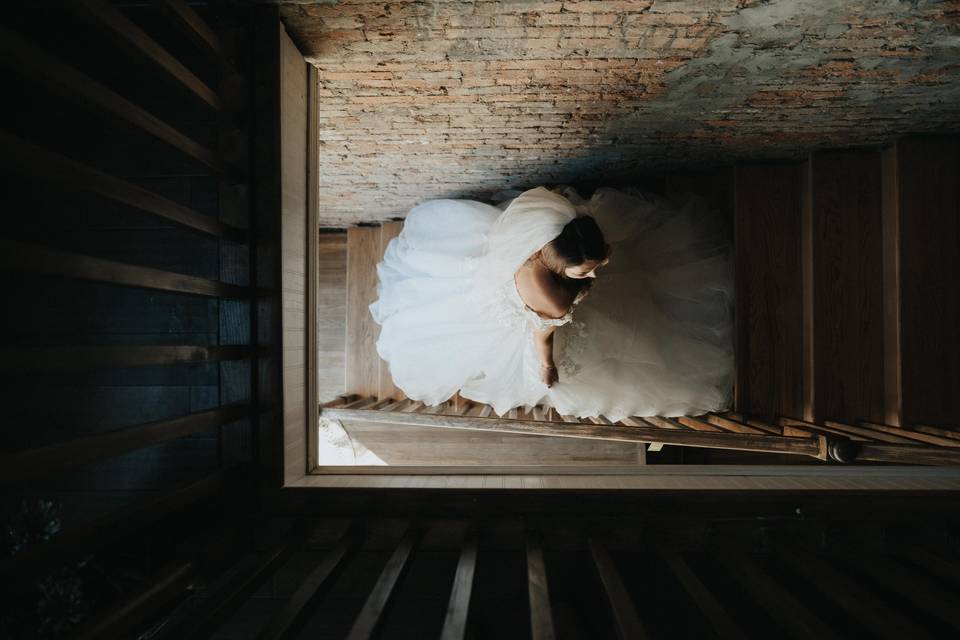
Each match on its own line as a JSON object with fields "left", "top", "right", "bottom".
{"left": 896, "top": 137, "right": 960, "bottom": 427}
{"left": 1, "top": 404, "right": 251, "bottom": 484}
{"left": 734, "top": 164, "right": 804, "bottom": 419}
{"left": 72, "top": 0, "right": 221, "bottom": 109}
{"left": 0, "top": 132, "right": 244, "bottom": 240}
{"left": 1, "top": 238, "right": 250, "bottom": 298}
{"left": 0, "top": 24, "right": 225, "bottom": 173}
{"left": 809, "top": 150, "right": 884, "bottom": 424}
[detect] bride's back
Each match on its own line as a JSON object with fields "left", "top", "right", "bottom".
{"left": 514, "top": 258, "right": 576, "bottom": 320}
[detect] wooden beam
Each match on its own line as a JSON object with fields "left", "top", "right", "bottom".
{"left": 73, "top": 0, "right": 221, "bottom": 109}
{"left": 0, "top": 239, "right": 251, "bottom": 298}
{"left": 658, "top": 547, "right": 747, "bottom": 640}
{"left": 0, "top": 404, "right": 251, "bottom": 485}
{"left": 0, "top": 465, "right": 243, "bottom": 585}
{"left": 0, "top": 132, "right": 245, "bottom": 241}
{"left": 256, "top": 526, "right": 356, "bottom": 640}
{"left": 76, "top": 562, "right": 195, "bottom": 640}
{"left": 156, "top": 0, "right": 230, "bottom": 65}
{"left": 322, "top": 408, "right": 824, "bottom": 458}
{"left": 0, "top": 345, "right": 254, "bottom": 373}
{"left": 714, "top": 551, "right": 841, "bottom": 640}
{"left": 783, "top": 551, "right": 926, "bottom": 640}
{"left": 840, "top": 554, "right": 960, "bottom": 631}
{"left": 346, "top": 526, "right": 419, "bottom": 640}
{"left": 440, "top": 530, "right": 478, "bottom": 640}
{"left": 526, "top": 530, "right": 555, "bottom": 640}
{"left": 588, "top": 538, "right": 648, "bottom": 640}
{"left": 155, "top": 521, "right": 308, "bottom": 640}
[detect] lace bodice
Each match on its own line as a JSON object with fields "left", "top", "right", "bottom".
{"left": 477, "top": 276, "right": 587, "bottom": 331}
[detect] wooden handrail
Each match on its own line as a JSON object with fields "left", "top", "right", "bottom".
{"left": 321, "top": 405, "right": 826, "bottom": 459}
{"left": 0, "top": 131, "right": 246, "bottom": 241}
{"left": 322, "top": 398, "right": 960, "bottom": 465}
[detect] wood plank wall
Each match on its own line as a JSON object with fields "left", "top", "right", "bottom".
{"left": 0, "top": 2, "right": 261, "bottom": 528}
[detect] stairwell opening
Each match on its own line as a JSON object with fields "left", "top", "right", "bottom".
{"left": 270, "top": 2, "right": 960, "bottom": 480}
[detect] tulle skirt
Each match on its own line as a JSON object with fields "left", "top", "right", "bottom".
{"left": 369, "top": 186, "right": 735, "bottom": 421}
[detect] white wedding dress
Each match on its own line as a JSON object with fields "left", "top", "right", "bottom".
{"left": 368, "top": 185, "right": 734, "bottom": 422}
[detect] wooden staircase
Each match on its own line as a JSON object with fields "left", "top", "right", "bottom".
{"left": 734, "top": 136, "right": 959, "bottom": 438}
{"left": 317, "top": 135, "right": 959, "bottom": 467}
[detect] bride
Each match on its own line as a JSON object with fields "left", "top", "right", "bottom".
{"left": 368, "top": 185, "right": 734, "bottom": 422}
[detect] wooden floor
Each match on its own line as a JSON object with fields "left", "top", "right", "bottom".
{"left": 317, "top": 223, "right": 646, "bottom": 467}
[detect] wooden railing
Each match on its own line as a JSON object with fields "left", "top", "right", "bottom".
{"left": 321, "top": 395, "right": 960, "bottom": 466}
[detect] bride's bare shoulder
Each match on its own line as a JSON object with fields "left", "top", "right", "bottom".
{"left": 514, "top": 261, "right": 574, "bottom": 319}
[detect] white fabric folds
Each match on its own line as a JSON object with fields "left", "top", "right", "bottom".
{"left": 368, "top": 185, "right": 734, "bottom": 421}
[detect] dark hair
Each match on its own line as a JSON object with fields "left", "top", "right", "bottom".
{"left": 540, "top": 215, "right": 610, "bottom": 270}
{"left": 536, "top": 215, "right": 611, "bottom": 295}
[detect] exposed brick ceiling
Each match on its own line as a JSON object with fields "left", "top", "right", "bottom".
{"left": 279, "top": 0, "right": 960, "bottom": 225}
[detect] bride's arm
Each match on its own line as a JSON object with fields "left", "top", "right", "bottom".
{"left": 532, "top": 325, "right": 559, "bottom": 387}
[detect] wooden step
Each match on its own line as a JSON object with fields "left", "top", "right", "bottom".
{"left": 803, "top": 150, "right": 884, "bottom": 425}
{"left": 734, "top": 164, "right": 804, "bottom": 419}
{"left": 318, "top": 231, "right": 347, "bottom": 403}
{"left": 883, "top": 136, "right": 960, "bottom": 427}
{"left": 377, "top": 221, "right": 404, "bottom": 401}
{"left": 345, "top": 226, "right": 381, "bottom": 398}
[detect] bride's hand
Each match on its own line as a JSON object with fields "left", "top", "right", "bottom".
{"left": 540, "top": 364, "right": 559, "bottom": 388}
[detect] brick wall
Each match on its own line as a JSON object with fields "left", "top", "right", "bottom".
{"left": 279, "top": 0, "right": 960, "bottom": 225}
